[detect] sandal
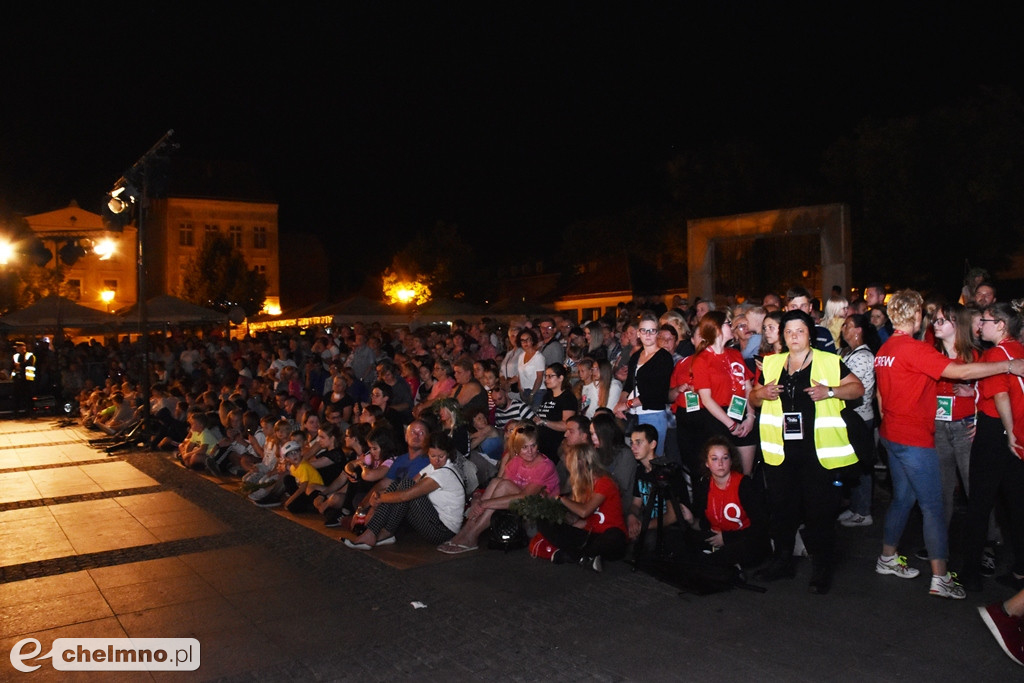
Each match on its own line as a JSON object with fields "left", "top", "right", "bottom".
{"left": 438, "top": 543, "right": 478, "bottom": 554}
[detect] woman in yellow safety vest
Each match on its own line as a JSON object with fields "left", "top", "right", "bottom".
{"left": 750, "top": 310, "right": 863, "bottom": 594}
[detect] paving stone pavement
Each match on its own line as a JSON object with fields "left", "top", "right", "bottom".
{"left": 0, "top": 418, "right": 1020, "bottom": 681}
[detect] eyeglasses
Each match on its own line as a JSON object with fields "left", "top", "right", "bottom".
{"left": 638, "top": 328, "right": 658, "bottom": 335}
{"left": 933, "top": 318, "right": 949, "bottom": 326}
{"left": 519, "top": 338, "right": 531, "bottom": 343}
{"left": 543, "top": 373, "right": 558, "bottom": 379}
{"left": 979, "top": 318, "right": 999, "bottom": 324}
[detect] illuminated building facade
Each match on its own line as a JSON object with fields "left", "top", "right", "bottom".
{"left": 23, "top": 202, "right": 138, "bottom": 312}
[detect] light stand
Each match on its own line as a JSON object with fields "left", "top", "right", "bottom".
{"left": 105, "top": 130, "right": 177, "bottom": 436}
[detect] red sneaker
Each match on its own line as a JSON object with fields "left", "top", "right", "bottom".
{"left": 978, "top": 602, "right": 1024, "bottom": 667}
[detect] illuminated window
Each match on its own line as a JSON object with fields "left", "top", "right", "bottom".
{"left": 253, "top": 226, "right": 267, "bottom": 249}
{"left": 229, "top": 225, "right": 243, "bottom": 248}
{"left": 179, "top": 223, "right": 194, "bottom": 246}
{"left": 103, "top": 279, "right": 118, "bottom": 293}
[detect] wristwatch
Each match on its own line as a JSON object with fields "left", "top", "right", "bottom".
{"left": 826, "top": 387, "right": 835, "bottom": 398}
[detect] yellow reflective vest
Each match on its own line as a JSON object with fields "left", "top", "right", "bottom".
{"left": 14, "top": 352, "right": 36, "bottom": 382}
{"left": 759, "top": 350, "right": 857, "bottom": 470}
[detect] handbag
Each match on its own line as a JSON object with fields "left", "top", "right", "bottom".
{"left": 488, "top": 509, "right": 527, "bottom": 551}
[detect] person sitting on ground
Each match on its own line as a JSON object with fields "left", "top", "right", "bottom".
{"left": 281, "top": 439, "right": 323, "bottom": 512}
{"left": 244, "top": 416, "right": 285, "bottom": 503}
{"left": 492, "top": 381, "right": 536, "bottom": 429}
{"left": 467, "top": 406, "right": 502, "bottom": 484}
{"left": 95, "top": 392, "right": 137, "bottom": 435}
{"left": 625, "top": 424, "right": 680, "bottom": 548}
{"left": 588, "top": 412, "right": 636, "bottom": 515}
{"left": 179, "top": 411, "right": 221, "bottom": 470}
{"left": 351, "top": 420, "right": 432, "bottom": 524}
{"left": 438, "top": 422, "right": 559, "bottom": 554}
{"left": 686, "top": 436, "right": 770, "bottom": 569}
{"left": 345, "top": 432, "right": 466, "bottom": 550}
{"left": 535, "top": 442, "right": 628, "bottom": 572}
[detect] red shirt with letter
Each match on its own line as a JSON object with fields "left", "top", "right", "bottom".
{"left": 584, "top": 475, "right": 626, "bottom": 534}
{"left": 874, "top": 332, "right": 951, "bottom": 447}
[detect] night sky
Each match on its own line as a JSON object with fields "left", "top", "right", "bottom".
{"left": 2, "top": 4, "right": 1022, "bottom": 293}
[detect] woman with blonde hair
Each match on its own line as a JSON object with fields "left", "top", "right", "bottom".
{"left": 822, "top": 294, "right": 850, "bottom": 347}
{"left": 438, "top": 422, "right": 559, "bottom": 554}
{"left": 872, "top": 290, "right": 1024, "bottom": 598}
{"left": 537, "top": 442, "right": 627, "bottom": 571}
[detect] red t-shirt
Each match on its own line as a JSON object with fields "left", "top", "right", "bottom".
{"left": 978, "top": 339, "right": 1024, "bottom": 426}
{"left": 691, "top": 348, "right": 752, "bottom": 408}
{"left": 584, "top": 475, "right": 626, "bottom": 534}
{"left": 705, "top": 474, "right": 750, "bottom": 533}
{"left": 935, "top": 350, "right": 980, "bottom": 421}
{"left": 875, "top": 332, "right": 952, "bottom": 447}
{"left": 670, "top": 355, "right": 695, "bottom": 410}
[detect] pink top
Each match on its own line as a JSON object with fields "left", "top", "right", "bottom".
{"left": 428, "top": 377, "right": 456, "bottom": 401}
{"left": 503, "top": 455, "right": 560, "bottom": 496}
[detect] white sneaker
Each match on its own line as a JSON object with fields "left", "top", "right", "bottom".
{"left": 876, "top": 554, "right": 920, "bottom": 579}
{"left": 837, "top": 509, "right": 855, "bottom": 522}
{"left": 930, "top": 573, "right": 966, "bottom": 599}
{"left": 841, "top": 513, "right": 873, "bottom": 528}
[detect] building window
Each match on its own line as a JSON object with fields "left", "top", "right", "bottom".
{"left": 204, "top": 224, "right": 219, "bottom": 244}
{"left": 228, "top": 225, "right": 243, "bottom": 248}
{"left": 179, "top": 223, "right": 194, "bottom": 246}
{"left": 66, "top": 279, "right": 82, "bottom": 300}
{"left": 253, "top": 226, "right": 267, "bottom": 249}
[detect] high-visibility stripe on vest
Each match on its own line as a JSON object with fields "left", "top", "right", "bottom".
{"left": 759, "top": 350, "right": 858, "bottom": 470}
{"left": 14, "top": 352, "right": 35, "bottom": 381}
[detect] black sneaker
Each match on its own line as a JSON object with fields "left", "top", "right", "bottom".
{"left": 253, "top": 497, "right": 282, "bottom": 508}
{"left": 914, "top": 547, "right": 929, "bottom": 561}
{"left": 808, "top": 559, "right": 832, "bottom": 594}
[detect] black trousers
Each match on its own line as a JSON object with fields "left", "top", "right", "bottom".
{"left": 13, "top": 379, "right": 33, "bottom": 416}
{"left": 763, "top": 445, "right": 841, "bottom": 560}
{"left": 962, "top": 414, "right": 1024, "bottom": 578}
{"left": 537, "top": 521, "right": 627, "bottom": 563}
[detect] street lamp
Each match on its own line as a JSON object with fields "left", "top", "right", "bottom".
{"left": 100, "top": 289, "right": 115, "bottom": 312}
{"left": 0, "top": 239, "right": 12, "bottom": 265}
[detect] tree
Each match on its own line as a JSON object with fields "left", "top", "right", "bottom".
{"left": 0, "top": 209, "right": 62, "bottom": 314}
{"left": 385, "top": 221, "right": 486, "bottom": 301}
{"left": 823, "top": 89, "right": 1024, "bottom": 294}
{"left": 180, "top": 234, "right": 268, "bottom": 316}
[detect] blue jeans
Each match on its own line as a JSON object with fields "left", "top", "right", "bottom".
{"left": 638, "top": 410, "right": 668, "bottom": 456}
{"left": 880, "top": 438, "right": 948, "bottom": 560}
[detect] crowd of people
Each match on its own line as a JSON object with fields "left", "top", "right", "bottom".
{"left": 10, "top": 270, "right": 1024, "bottom": 667}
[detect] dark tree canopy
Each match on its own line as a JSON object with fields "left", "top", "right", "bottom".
{"left": 180, "top": 234, "right": 268, "bottom": 316}
{"left": 824, "top": 89, "right": 1024, "bottom": 295}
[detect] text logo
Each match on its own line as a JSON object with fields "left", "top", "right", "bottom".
{"left": 10, "top": 638, "right": 200, "bottom": 672}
